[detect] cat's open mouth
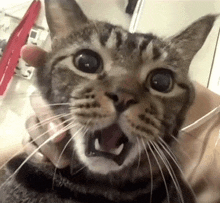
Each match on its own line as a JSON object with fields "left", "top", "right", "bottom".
{"left": 86, "top": 124, "right": 132, "bottom": 166}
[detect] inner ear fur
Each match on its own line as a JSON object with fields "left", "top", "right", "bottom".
{"left": 44, "top": 0, "right": 89, "bottom": 39}
{"left": 169, "top": 14, "right": 218, "bottom": 67}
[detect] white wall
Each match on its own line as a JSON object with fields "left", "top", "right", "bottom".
{"left": 137, "top": 1, "right": 220, "bottom": 37}
{"left": 1, "top": 0, "right": 29, "bottom": 8}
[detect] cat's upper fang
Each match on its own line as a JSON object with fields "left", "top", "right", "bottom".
{"left": 94, "top": 138, "right": 124, "bottom": 156}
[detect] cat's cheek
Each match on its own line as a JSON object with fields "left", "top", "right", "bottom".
{"left": 70, "top": 106, "right": 116, "bottom": 131}
{"left": 70, "top": 89, "right": 117, "bottom": 130}
{"left": 118, "top": 101, "right": 164, "bottom": 142}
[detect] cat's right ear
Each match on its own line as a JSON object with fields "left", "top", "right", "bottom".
{"left": 169, "top": 14, "right": 218, "bottom": 68}
{"left": 44, "top": 0, "right": 89, "bottom": 39}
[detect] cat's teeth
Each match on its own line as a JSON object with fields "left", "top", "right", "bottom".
{"left": 95, "top": 138, "right": 101, "bottom": 151}
{"left": 109, "top": 144, "right": 124, "bottom": 156}
{"left": 94, "top": 138, "right": 124, "bottom": 155}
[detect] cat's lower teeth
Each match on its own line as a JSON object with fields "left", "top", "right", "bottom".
{"left": 94, "top": 138, "right": 124, "bottom": 156}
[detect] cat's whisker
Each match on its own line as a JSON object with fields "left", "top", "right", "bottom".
{"left": 71, "top": 165, "right": 86, "bottom": 176}
{"left": 5, "top": 118, "right": 78, "bottom": 169}
{"left": 0, "top": 115, "right": 72, "bottom": 173}
{"left": 27, "top": 112, "right": 72, "bottom": 132}
{"left": 0, "top": 115, "right": 77, "bottom": 174}
{"left": 0, "top": 120, "right": 79, "bottom": 190}
{"left": 168, "top": 134, "right": 213, "bottom": 189}
{"left": 158, "top": 138, "right": 183, "bottom": 174}
{"left": 28, "top": 104, "right": 75, "bottom": 111}
{"left": 147, "top": 141, "right": 170, "bottom": 203}
{"left": 27, "top": 116, "right": 77, "bottom": 144}
{"left": 150, "top": 141, "right": 184, "bottom": 203}
{"left": 168, "top": 133, "right": 181, "bottom": 144}
{"left": 70, "top": 132, "right": 88, "bottom": 176}
{"left": 68, "top": 117, "right": 94, "bottom": 176}
{"left": 70, "top": 127, "right": 89, "bottom": 176}
{"left": 135, "top": 137, "right": 142, "bottom": 173}
{"left": 52, "top": 118, "right": 92, "bottom": 186}
{"left": 168, "top": 132, "right": 202, "bottom": 161}
{"left": 179, "top": 129, "right": 220, "bottom": 162}
{"left": 181, "top": 129, "right": 218, "bottom": 155}
{"left": 0, "top": 117, "right": 77, "bottom": 171}
{"left": 37, "top": 103, "right": 72, "bottom": 107}
{"left": 140, "top": 137, "right": 153, "bottom": 203}
{"left": 68, "top": 105, "right": 89, "bottom": 110}
{"left": 180, "top": 130, "right": 210, "bottom": 145}
{"left": 180, "top": 130, "right": 216, "bottom": 183}
{"left": 27, "top": 103, "right": 73, "bottom": 110}
{"left": 169, "top": 131, "right": 219, "bottom": 183}
{"left": 169, "top": 133, "right": 196, "bottom": 161}
{"left": 52, "top": 125, "right": 86, "bottom": 188}
{"left": 157, "top": 140, "right": 197, "bottom": 202}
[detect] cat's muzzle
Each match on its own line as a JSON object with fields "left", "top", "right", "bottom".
{"left": 86, "top": 124, "right": 132, "bottom": 165}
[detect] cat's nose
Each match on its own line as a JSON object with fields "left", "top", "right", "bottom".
{"left": 105, "top": 91, "right": 137, "bottom": 112}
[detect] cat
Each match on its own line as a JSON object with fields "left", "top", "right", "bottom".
{"left": 0, "top": 0, "right": 217, "bottom": 202}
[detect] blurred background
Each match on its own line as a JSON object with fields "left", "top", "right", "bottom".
{"left": 0, "top": 0, "right": 220, "bottom": 164}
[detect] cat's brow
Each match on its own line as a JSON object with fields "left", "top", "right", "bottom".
{"left": 51, "top": 55, "right": 69, "bottom": 68}
{"left": 99, "top": 24, "right": 116, "bottom": 46}
{"left": 115, "top": 31, "right": 122, "bottom": 48}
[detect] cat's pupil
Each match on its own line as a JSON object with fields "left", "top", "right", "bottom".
{"left": 150, "top": 70, "right": 173, "bottom": 92}
{"left": 74, "top": 49, "right": 102, "bottom": 73}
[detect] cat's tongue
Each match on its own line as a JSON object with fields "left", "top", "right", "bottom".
{"left": 98, "top": 124, "right": 124, "bottom": 152}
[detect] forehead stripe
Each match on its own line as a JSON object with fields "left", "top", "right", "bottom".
{"left": 139, "top": 40, "right": 149, "bottom": 55}
{"left": 115, "top": 31, "right": 122, "bottom": 49}
{"left": 99, "top": 24, "right": 115, "bottom": 46}
{"left": 152, "top": 47, "right": 162, "bottom": 61}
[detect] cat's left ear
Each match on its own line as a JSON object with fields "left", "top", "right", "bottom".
{"left": 169, "top": 14, "right": 218, "bottom": 67}
{"left": 44, "top": 0, "right": 89, "bottom": 39}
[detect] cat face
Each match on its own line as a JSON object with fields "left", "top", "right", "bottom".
{"left": 39, "top": 0, "right": 215, "bottom": 177}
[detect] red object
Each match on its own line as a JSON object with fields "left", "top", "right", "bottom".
{"left": 0, "top": 0, "right": 41, "bottom": 95}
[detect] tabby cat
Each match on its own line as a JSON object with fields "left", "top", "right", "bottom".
{"left": 0, "top": 0, "right": 217, "bottom": 202}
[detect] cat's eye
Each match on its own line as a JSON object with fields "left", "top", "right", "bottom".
{"left": 74, "top": 49, "right": 103, "bottom": 74}
{"left": 149, "top": 69, "right": 173, "bottom": 93}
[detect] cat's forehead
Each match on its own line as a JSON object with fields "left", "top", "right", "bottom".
{"left": 52, "top": 23, "right": 162, "bottom": 53}
{"left": 50, "top": 22, "right": 181, "bottom": 72}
